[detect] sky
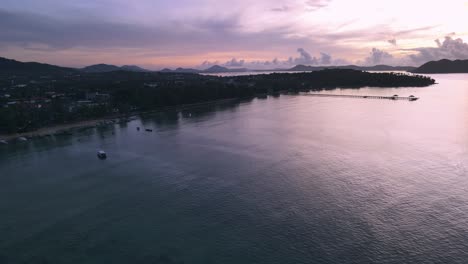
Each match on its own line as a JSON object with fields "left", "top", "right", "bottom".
{"left": 1, "top": 0, "right": 468, "bottom": 69}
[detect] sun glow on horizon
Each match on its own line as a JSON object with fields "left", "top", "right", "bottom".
{"left": 1, "top": 0, "right": 468, "bottom": 68}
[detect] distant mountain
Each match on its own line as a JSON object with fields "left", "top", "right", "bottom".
{"left": 413, "top": 59, "right": 468, "bottom": 73}
{"left": 158, "top": 67, "right": 200, "bottom": 73}
{"left": 159, "top": 65, "right": 248, "bottom": 74}
{"left": 288, "top": 65, "right": 324, "bottom": 71}
{"left": 174, "top": 67, "right": 200, "bottom": 73}
{"left": 355, "top": 65, "right": 416, "bottom": 71}
{"left": 121, "top": 65, "right": 150, "bottom": 72}
{"left": 203, "top": 65, "right": 248, "bottom": 73}
{"left": 288, "top": 64, "right": 416, "bottom": 72}
{"left": 0, "top": 57, "right": 76, "bottom": 75}
{"left": 203, "top": 65, "right": 230, "bottom": 73}
{"left": 81, "top": 64, "right": 150, "bottom": 73}
{"left": 81, "top": 64, "right": 121, "bottom": 73}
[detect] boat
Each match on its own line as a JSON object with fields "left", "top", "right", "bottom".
{"left": 97, "top": 150, "right": 107, "bottom": 159}
{"left": 0, "top": 139, "right": 8, "bottom": 145}
{"left": 145, "top": 128, "right": 153, "bottom": 132}
{"left": 409, "top": 95, "right": 419, "bottom": 101}
{"left": 137, "top": 127, "right": 140, "bottom": 131}
{"left": 17, "top": 137, "right": 28, "bottom": 142}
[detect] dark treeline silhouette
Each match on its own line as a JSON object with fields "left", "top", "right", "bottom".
{"left": 0, "top": 69, "right": 435, "bottom": 134}
{"left": 413, "top": 59, "right": 468, "bottom": 73}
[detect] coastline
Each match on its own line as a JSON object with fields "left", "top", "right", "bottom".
{"left": 0, "top": 118, "right": 113, "bottom": 141}
{"left": 0, "top": 97, "right": 241, "bottom": 142}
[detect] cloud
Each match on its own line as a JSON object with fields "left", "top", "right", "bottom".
{"left": 1, "top": 1, "right": 466, "bottom": 69}
{"left": 288, "top": 48, "right": 333, "bottom": 65}
{"left": 200, "top": 49, "right": 337, "bottom": 69}
{"left": 305, "top": 0, "right": 332, "bottom": 11}
{"left": 293, "top": 48, "right": 317, "bottom": 64}
{"left": 409, "top": 36, "right": 468, "bottom": 64}
{"left": 202, "top": 60, "right": 220, "bottom": 67}
{"left": 0, "top": 8, "right": 312, "bottom": 55}
{"left": 364, "top": 48, "right": 394, "bottom": 65}
{"left": 320, "top": 52, "right": 332, "bottom": 64}
{"left": 358, "top": 36, "right": 468, "bottom": 66}
{"left": 271, "top": 5, "right": 290, "bottom": 12}
{"left": 224, "top": 58, "right": 245, "bottom": 67}
{"left": 200, "top": 38, "right": 468, "bottom": 69}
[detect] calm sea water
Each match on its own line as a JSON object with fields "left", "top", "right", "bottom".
{"left": 1, "top": 74, "right": 468, "bottom": 264}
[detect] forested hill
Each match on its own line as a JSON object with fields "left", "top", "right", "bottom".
{"left": 0, "top": 57, "right": 76, "bottom": 75}
{"left": 413, "top": 59, "right": 468, "bottom": 73}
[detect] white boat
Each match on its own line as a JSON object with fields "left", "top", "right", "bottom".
{"left": 17, "top": 137, "right": 28, "bottom": 142}
{"left": 97, "top": 150, "right": 107, "bottom": 159}
{"left": 0, "top": 139, "right": 8, "bottom": 145}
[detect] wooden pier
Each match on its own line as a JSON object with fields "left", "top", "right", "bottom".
{"left": 302, "top": 93, "right": 419, "bottom": 101}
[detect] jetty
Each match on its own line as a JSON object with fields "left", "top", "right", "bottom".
{"left": 302, "top": 93, "right": 419, "bottom": 101}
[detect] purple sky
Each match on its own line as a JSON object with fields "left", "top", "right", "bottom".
{"left": 1, "top": 0, "right": 468, "bottom": 69}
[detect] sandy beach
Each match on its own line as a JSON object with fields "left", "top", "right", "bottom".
{"left": 0, "top": 118, "right": 114, "bottom": 141}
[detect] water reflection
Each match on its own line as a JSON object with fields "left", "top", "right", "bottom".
{"left": 0, "top": 98, "right": 255, "bottom": 156}
{"left": 1, "top": 74, "right": 468, "bottom": 264}
{"left": 140, "top": 110, "right": 180, "bottom": 128}
{"left": 179, "top": 99, "right": 250, "bottom": 122}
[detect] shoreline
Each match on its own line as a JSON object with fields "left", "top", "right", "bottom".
{"left": 0, "top": 118, "right": 113, "bottom": 141}
{"left": 0, "top": 97, "right": 241, "bottom": 142}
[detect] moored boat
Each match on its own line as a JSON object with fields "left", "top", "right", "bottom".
{"left": 97, "top": 150, "right": 107, "bottom": 159}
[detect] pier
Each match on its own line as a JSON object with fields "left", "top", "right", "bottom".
{"left": 302, "top": 93, "right": 419, "bottom": 101}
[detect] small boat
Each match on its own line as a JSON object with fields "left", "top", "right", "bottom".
{"left": 0, "top": 139, "right": 8, "bottom": 145}
{"left": 97, "top": 150, "right": 107, "bottom": 159}
{"left": 137, "top": 127, "right": 140, "bottom": 131}
{"left": 145, "top": 128, "right": 153, "bottom": 132}
{"left": 17, "top": 137, "right": 28, "bottom": 142}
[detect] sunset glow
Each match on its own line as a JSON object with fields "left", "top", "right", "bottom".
{"left": 1, "top": 0, "right": 468, "bottom": 69}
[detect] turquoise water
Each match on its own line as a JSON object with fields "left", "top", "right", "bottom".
{"left": 1, "top": 74, "right": 468, "bottom": 263}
